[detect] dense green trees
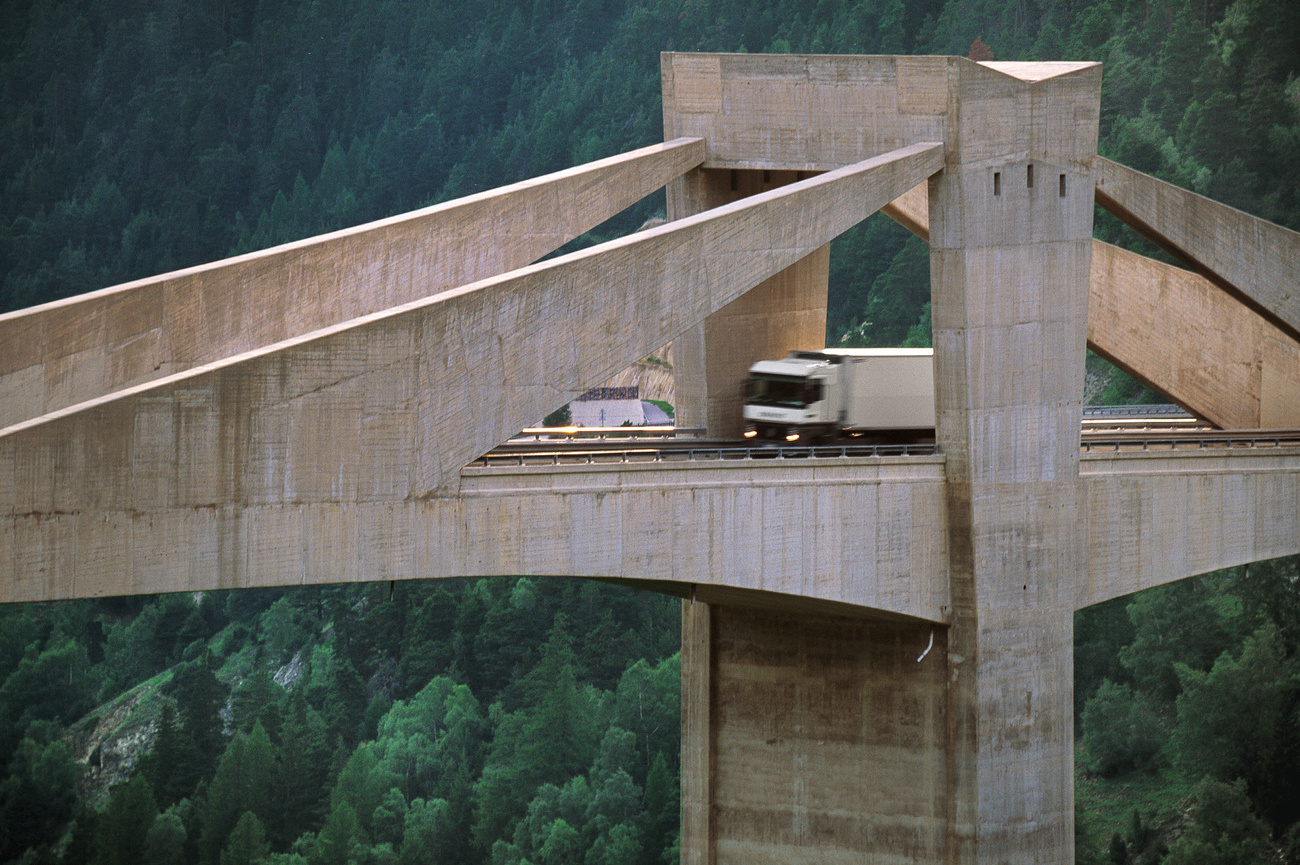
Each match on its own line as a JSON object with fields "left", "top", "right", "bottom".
{"left": 0, "top": 578, "right": 681, "bottom": 864}
{"left": 1075, "top": 557, "right": 1300, "bottom": 862}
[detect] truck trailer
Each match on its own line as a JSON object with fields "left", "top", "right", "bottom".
{"left": 742, "top": 348, "right": 935, "bottom": 443}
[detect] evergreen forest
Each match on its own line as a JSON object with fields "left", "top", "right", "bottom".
{"left": 2, "top": 0, "right": 1300, "bottom": 862}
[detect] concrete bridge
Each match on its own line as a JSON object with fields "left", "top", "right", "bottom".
{"left": 2, "top": 54, "right": 1300, "bottom": 864}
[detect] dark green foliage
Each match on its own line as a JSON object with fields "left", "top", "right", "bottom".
{"left": 270, "top": 691, "right": 333, "bottom": 849}
{"left": 1081, "top": 681, "right": 1164, "bottom": 777}
{"left": 218, "top": 811, "right": 270, "bottom": 865}
{"left": 92, "top": 775, "right": 159, "bottom": 865}
{"left": 0, "top": 629, "right": 96, "bottom": 764}
{"left": 0, "top": 737, "right": 81, "bottom": 860}
{"left": 543, "top": 404, "right": 573, "bottom": 427}
{"left": 144, "top": 808, "right": 189, "bottom": 865}
{"left": 1165, "top": 778, "right": 1273, "bottom": 865}
{"left": 1173, "top": 623, "right": 1300, "bottom": 833}
{"left": 197, "top": 722, "right": 276, "bottom": 864}
{"left": 1118, "top": 576, "right": 1235, "bottom": 702}
{"left": 1078, "top": 557, "right": 1300, "bottom": 856}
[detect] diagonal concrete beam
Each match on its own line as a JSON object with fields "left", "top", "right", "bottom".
{"left": 1095, "top": 156, "right": 1300, "bottom": 342}
{"left": 1078, "top": 450, "right": 1300, "bottom": 609}
{"left": 0, "top": 141, "right": 945, "bottom": 599}
{"left": 0, "top": 138, "right": 706, "bottom": 429}
{"left": 1090, "top": 240, "right": 1300, "bottom": 428}
{"left": 882, "top": 181, "right": 1300, "bottom": 427}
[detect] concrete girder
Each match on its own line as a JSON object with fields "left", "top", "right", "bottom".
{"left": 1089, "top": 240, "right": 1300, "bottom": 428}
{"left": 1095, "top": 156, "right": 1300, "bottom": 343}
{"left": 0, "top": 142, "right": 944, "bottom": 603}
{"left": 882, "top": 181, "right": 1300, "bottom": 428}
{"left": 0, "top": 138, "right": 706, "bottom": 429}
{"left": 1078, "top": 450, "right": 1300, "bottom": 608}
{"left": 0, "top": 451, "right": 950, "bottom": 609}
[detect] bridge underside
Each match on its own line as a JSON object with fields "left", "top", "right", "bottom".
{"left": 2, "top": 52, "right": 1299, "bottom": 865}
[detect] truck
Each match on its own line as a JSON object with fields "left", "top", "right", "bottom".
{"left": 742, "top": 348, "right": 935, "bottom": 443}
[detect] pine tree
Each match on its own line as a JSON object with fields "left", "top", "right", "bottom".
{"left": 271, "top": 691, "right": 332, "bottom": 848}
{"left": 219, "top": 811, "right": 270, "bottom": 865}
{"left": 91, "top": 775, "right": 158, "bottom": 865}
{"left": 175, "top": 654, "right": 227, "bottom": 791}
{"left": 197, "top": 722, "right": 275, "bottom": 865}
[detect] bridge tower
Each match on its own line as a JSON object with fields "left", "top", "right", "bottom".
{"left": 666, "top": 55, "right": 1097, "bottom": 864}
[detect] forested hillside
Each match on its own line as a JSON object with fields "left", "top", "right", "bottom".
{"left": 0, "top": 580, "right": 682, "bottom": 864}
{"left": 2, "top": 0, "right": 1300, "bottom": 862}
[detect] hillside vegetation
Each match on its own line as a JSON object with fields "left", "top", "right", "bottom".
{"left": 2, "top": 0, "right": 1300, "bottom": 862}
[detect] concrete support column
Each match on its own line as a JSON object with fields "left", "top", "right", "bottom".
{"left": 930, "top": 64, "right": 1102, "bottom": 864}
{"left": 667, "top": 169, "right": 830, "bottom": 436}
{"left": 680, "top": 598, "right": 949, "bottom": 864}
{"left": 681, "top": 598, "right": 713, "bottom": 865}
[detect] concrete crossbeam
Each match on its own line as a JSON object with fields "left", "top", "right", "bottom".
{"left": 0, "top": 452, "right": 950, "bottom": 612}
{"left": 662, "top": 54, "right": 951, "bottom": 171}
{"left": 882, "top": 183, "right": 1300, "bottom": 428}
{"left": 0, "top": 142, "right": 944, "bottom": 601}
{"left": 0, "top": 138, "right": 706, "bottom": 429}
{"left": 1078, "top": 450, "right": 1300, "bottom": 608}
{"left": 1095, "top": 156, "right": 1300, "bottom": 342}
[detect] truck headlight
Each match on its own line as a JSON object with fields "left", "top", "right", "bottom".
{"left": 785, "top": 433, "right": 800, "bottom": 442}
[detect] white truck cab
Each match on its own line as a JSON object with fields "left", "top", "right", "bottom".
{"left": 743, "top": 348, "right": 935, "bottom": 443}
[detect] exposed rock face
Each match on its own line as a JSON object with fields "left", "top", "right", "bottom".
{"left": 64, "top": 687, "right": 161, "bottom": 805}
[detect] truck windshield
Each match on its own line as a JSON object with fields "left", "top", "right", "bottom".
{"left": 747, "top": 374, "right": 822, "bottom": 408}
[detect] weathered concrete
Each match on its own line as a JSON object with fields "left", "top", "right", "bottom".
{"left": 1089, "top": 240, "right": 1300, "bottom": 428}
{"left": 1079, "top": 449, "right": 1300, "bottom": 608}
{"left": 882, "top": 181, "right": 1300, "bottom": 428}
{"left": 664, "top": 53, "right": 1110, "bottom": 865}
{"left": 1095, "top": 156, "right": 1300, "bottom": 342}
{"left": 929, "top": 59, "right": 1100, "bottom": 865}
{"left": 683, "top": 600, "right": 948, "bottom": 865}
{"left": 0, "top": 139, "right": 706, "bottom": 429}
{"left": 667, "top": 168, "right": 830, "bottom": 437}
{"left": 0, "top": 142, "right": 944, "bottom": 601}
{"left": 0, "top": 451, "right": 950, "bottom": 612}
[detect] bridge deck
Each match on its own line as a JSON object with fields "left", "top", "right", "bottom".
{"left": 5, "top": 444, "right": 1297, "bottom": 619}
{"left": 1080, "top": 448, "right": 1300, "bottom": 607}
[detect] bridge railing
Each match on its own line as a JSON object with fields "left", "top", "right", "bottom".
{"left": 1080, "top": 432, "right": 1300, "bottom": 453}
{"left": 469, "top": 441, "right": 941, "bottom": 468}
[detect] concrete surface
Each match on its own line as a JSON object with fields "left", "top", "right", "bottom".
{"left": 882, "top": 178, "right": 1300, "bottom": 428}
{"left": 0, "top": 139, "right": 706, "bottom": 429}
{"left": 1096, "top": 156, "right": 1300, "bottom": 342}
{"left": 0, "top": 141, "right": 943, "bottom": 601}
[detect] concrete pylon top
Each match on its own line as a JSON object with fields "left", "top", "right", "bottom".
{"left": 978, "top": 61, "right": 1099, "bottom": 81}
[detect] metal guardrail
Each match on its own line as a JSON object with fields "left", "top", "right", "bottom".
{"left": 1081, "top": 404, "right": 1194, "bottom": 418}
{"left": 511, "top": 426, "right": 706, "bottom": 441}
{"left": 1080, "top": 433, "right": 1300, "bottom": 453}
{"left": 471, "top": 420, "right": 1300, "bottom": 468}
{"left": 471, "top": 441, "right": 940, "bottom": 468}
